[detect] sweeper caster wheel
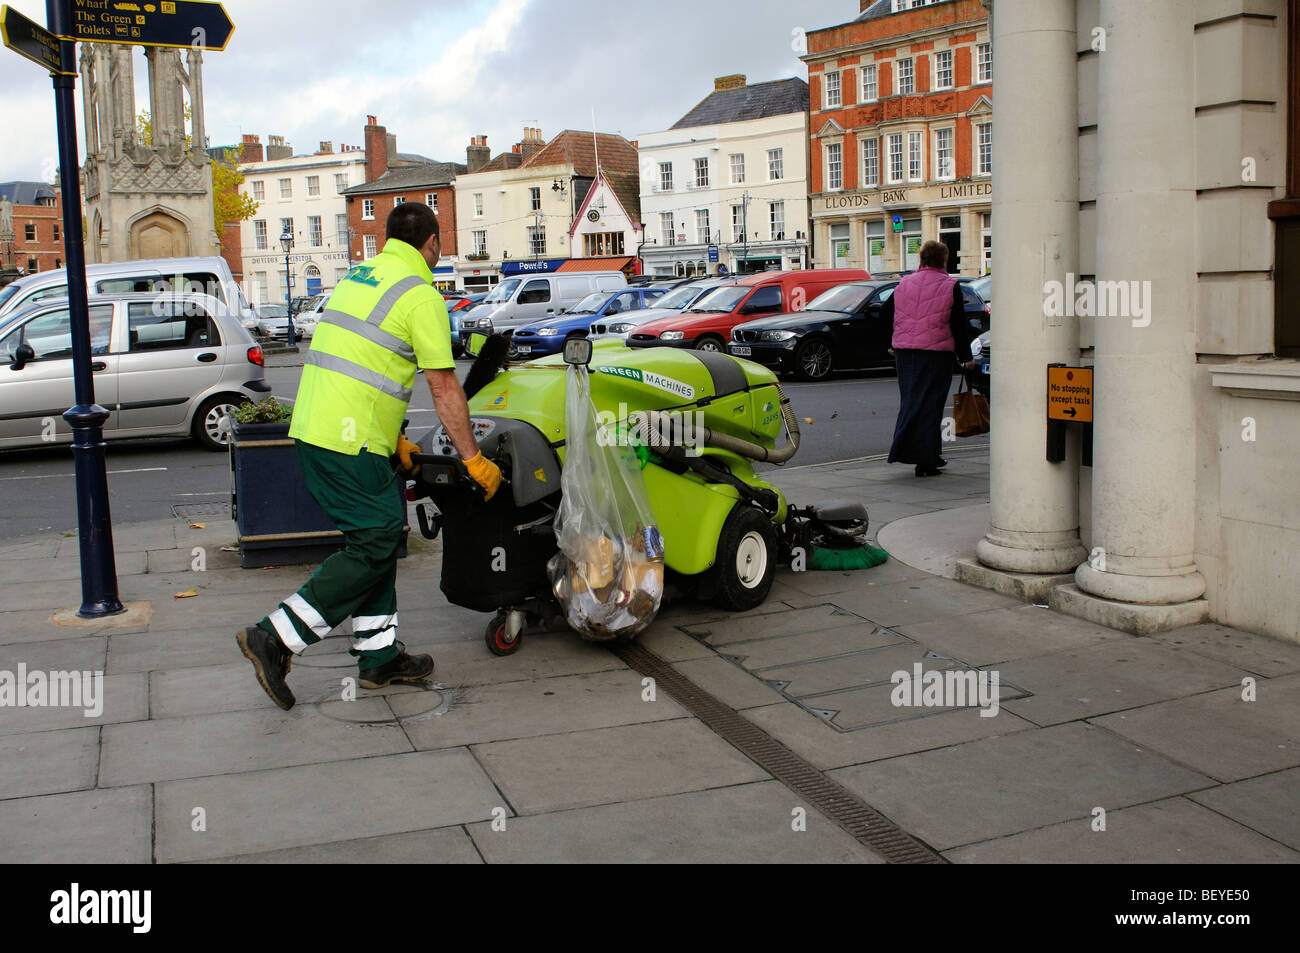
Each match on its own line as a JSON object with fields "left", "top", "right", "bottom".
{"left": 713, "top": 505, "right": 777, "bottom": 611}
{"left": 485, "top": 613, "right": 522, "bottom": 656}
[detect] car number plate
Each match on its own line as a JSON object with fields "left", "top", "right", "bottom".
{"left": 731, "top": 346, "right": 751, "bottom": 356}
{"left": 515, "top": 345, "right": 531, "bottom": 353}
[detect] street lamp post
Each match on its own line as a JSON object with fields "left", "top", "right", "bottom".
{"left": 280, "top": 227, "right": 296, "bottom": 350}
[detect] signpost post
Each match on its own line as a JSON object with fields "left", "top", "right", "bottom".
{"left": 3, "top": 0, "right": 235, "bottom": 616}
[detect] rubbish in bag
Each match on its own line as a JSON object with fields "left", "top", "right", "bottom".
{"left": 548, "top": 363, "right": 665, "bottom": 640}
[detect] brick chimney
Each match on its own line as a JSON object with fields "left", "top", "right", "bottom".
{"left": 364, "top": 115, "right": 388, "bottom": 182}
{"left": 239, "top": 133, "right": 263, "bottom": 164}
{"left": 714, "top": 74, "right": 747, "bottom": 92}
{"left": 317, "top": 141, "right": 333, "bottom": 155}
{"left": 266, "top": 134, "right": 292, "bottom": 160}
{"left": 466, "top": 135, "right": 490, "bottom": 173}
{"left": 518, "top": 126, "right": 545, "bottom": 163}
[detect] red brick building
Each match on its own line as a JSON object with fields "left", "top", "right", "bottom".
{"left": 0, "top": 182, "right": 65, "bottom": 276}
{"left": 804, "top": 0, "right": 992, "bottom": 274}
{"left": 342, "top": 117, "right": 467, "bottom": 293}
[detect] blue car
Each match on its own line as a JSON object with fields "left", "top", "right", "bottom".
{"left": 511, "top": 287, "right": 665, "bottom": 357}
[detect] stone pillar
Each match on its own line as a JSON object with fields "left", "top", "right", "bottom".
{"left": 1065, "top": 0, "right": 1207, "bottom": 627}
{"left": 965, "top": 0, "right": 1086, "bottom": 593}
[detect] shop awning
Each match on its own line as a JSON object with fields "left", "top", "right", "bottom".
{"left": 556, "top": 256, "right": 636, "bottom": 273}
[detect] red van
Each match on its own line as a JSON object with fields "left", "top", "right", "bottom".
{"left": 626, "top": 269, "right": 871, "bottom": 352}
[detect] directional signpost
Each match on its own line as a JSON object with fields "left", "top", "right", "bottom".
{"left": 2, "top": 0, "right": 235, "bottom": 616}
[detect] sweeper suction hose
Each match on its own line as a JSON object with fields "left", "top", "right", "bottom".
{"left": 629, "top": 387, "right": 801, "bottom": 464}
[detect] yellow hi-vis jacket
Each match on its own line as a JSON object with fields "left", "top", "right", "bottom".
{"left": 290, "top": 239, "right": 453, "bottom": 457}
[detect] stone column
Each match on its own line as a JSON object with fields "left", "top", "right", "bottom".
{"left": 968, "top": 0, "right": 1086, "bottom": 586}
{"left": 1067, "top": 0, "right": 1206, "bottom": 624}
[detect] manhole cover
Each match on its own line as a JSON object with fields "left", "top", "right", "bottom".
{"left": 173, "top": 502, "right": 230, "bottom": 520}
{"left": 314, "top": 684, "right": 451, "bottom": 723}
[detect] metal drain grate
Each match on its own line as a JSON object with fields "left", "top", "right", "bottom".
{"left": 172, "top": 501, "right": 231, "bottom": 520}
{"left": 609, "top": 641, "right": 944, "bottom": 864}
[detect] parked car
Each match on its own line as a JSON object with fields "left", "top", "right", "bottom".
{"left": 258, "top": 292, "right": 326, "bottom": 341}
{"left": 0, "top": 256, "right": 258, "bottom": 328}
{"left": 460, "top": 271, "right": 627, "bottom": 343}
{"left": 969, "top": 329, "right": 990, "bottom": 398}
{"left": 511, "top": 288, "right": 666, "bottom": 358}
{"left": 628, "top": 269, "right": 872, "bottom": 352}
{"left": 589, "top": 278, "right": 739, "bottom": 340}
{"left": 728, "top": 280, "right": 897, "bottom": 380}
{"left": 0, "top": 293, "right": 270, "bottom": 451}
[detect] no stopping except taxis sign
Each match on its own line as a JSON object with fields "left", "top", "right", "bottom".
{"left": 1047, "top": 365, "right": 1093, "bottom": 422}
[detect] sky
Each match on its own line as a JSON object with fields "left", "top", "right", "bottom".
{"left": 0, "top": 0, "right": 859, "bottom": 182}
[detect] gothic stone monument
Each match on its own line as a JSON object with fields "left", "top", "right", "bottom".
{"left": 80, "top": 44, "right": 219, "bottom": 263}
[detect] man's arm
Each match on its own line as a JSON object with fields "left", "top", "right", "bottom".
{"left": 424, "top": 367, "right": 479, "bottom": 460}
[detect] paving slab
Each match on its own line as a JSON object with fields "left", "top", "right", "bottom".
{"left": 0, "top": 785, "right": 153, "bottom": 863}
{"left": 755, "top": 642, "right": 965, "bottom": 699}
{"left": 424, "top": 634, "right": 626, "bottom": 688}
{"left": 201, "top": 826, "right": 483, "bottom": 864}
{"left": 147, "top": 545, "right": 243, "bottom": 574}
{"left": 58, "top": 521, "right": 176, "bottom": 555}
{"left": 0, "top": 605, "right": 149, "bottom": 646}
{"left": 398, "top": 668, "right": 685, "bottom": 751}
{"left": 712, "top": 622, "right": 907, "bottom": 670}
{"left": 1090, "top": 674, "right": 1300, "bottom": 783}
{"left": 155, "top": 749, "right": 502, "bottom": 863}
{"left": 998, "top": 639, "right": 1251, "bottom": 727}
{"left": 945, "top": 796, "right": 1300, "bottom": 863}
{"left": 0, "top": 578, "right": 112, "bottom": 613}
{"left": 0, "top": 726, "right": 100, "bottom": 800}
{"left": 107, "top": 626, "right": 270, "bottom": 675}
{"left": 779, "top": 672, "right": 1020, "bottom": 731}
{"left": 0, "top": 537, "right": 60, "bottom": 561}
{"left": 473, "top": 718, "right": 768, "bottom": 815}
{"left": 829, "top": 722, "right": 1215, "bottom": 851}
{"left": 0, "top": 550, "right": 146, "bottom": 584}
{"left": 682, "top": 603, "right": 868, "bottom": 647}
{"left": 671, "top": 656, "right": 787, "bottom": 710}
{"left": 635, "top": 624, "right": 718, "bottom": 662}
{"left": 0, "top": 672, "right": 147, "bottom": 737}
{"left": 0, "top": 634, "right": 107, "bottom": 672}
{"left": 896, "top": 603, "right": 1126, "bottom": 668}
{"left": 1150, "top": 622, "right": 1300, "bottom": 678}
{"left": 782, "top": 576, "right": 1023, "bottom": 625}
{"left": 744, "top": 699, "right": 1034, "bottom": 771}
{"left": 1189, "top": 768, "right": 1300, "bottom": 851}
{"left": 468, "top": 780, "right": 884, "bottom": 864}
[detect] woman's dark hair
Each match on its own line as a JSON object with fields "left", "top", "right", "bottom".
{"left": 919, "top": 240, "right": 949, "bottom": 269}
{"left": 386, "top": 202, "right": 440, "bottom": 248}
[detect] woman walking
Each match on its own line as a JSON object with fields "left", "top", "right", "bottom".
{"left": 881, "top": 240, "right": 975, "bottom": 477}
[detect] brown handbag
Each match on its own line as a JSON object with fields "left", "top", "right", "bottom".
{"left": 953, "top": 375, "right": 990, "bottom": 437}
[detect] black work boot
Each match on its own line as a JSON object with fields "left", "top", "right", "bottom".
{"left": 237, "top": 626, "right": 296, "bottom": 710}
{"left": 358, "top": 650, "right": 435, "bottom": 690}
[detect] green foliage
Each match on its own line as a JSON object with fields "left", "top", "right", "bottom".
{"left": 234, "top": 397, "right": 293, "bottom": 424}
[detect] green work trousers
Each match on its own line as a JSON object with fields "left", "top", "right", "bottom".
{"left": 260, "top": 440, "right": 405, "bottom": 670}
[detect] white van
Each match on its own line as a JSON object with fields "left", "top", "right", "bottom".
{"left": 459, "top": 271, "right": 626, "bottom": 340}
{"left": 0, "top": 257, "right": 257, "bottom": 326}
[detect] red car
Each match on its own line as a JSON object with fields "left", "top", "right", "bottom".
{"left": 626, "top": 269, "right": 872, "bottom": 352}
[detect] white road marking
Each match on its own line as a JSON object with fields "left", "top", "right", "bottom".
{"left": 0, "top": 466, "right": 168, "bottom": 482}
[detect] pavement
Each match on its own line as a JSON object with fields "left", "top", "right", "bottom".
{"left": 1, "top": 443, "right": 1297, "bottom": 864}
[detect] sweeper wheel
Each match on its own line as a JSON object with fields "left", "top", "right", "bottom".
{"left": 485, "top": 613, "right": 522, "bottom": 656}
{"left": 713, "top": 505, "right": 777, "bottom": 611}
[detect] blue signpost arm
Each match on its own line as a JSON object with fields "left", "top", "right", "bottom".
{"left": 48, "top": 0, "right": 123, "bottom": 617}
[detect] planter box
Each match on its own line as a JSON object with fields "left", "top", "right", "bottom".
{"left": 230, "top": 422, "right": 408, "bottom": 569}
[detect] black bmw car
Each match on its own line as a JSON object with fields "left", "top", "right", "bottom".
{"left": 727, "top": 278, "right": 989, "bottom": 382}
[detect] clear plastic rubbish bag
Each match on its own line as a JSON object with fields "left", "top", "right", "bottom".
{"left": 548, "top": 363, "right": 665, "bottom": 640}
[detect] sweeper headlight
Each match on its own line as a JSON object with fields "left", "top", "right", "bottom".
{"left": 659, "top": 330, "right": 685, "bottom": 340}
{"left": 760, "top": 330, "right": 797, "bottom": 342}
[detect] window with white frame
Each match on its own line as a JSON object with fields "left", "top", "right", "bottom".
{"left": 896, "top": 57, "right": 914, "bottom": 95}
{"left": 732, "top": 205, "right": 744, "bottom": 242}
{"left": 473, "top": 230, "right": 486, "bottom": 256}
{"left": 280, "top": 217, "right": 293, "bottom": 239}
{"left": 659, "top": 162, "right": 673, "bottom": 191}
{"left": 862, "top": 137, "right": 879, "bottom": 187}
{"left": 530, "top": 187, "right": 541, "bottom": 211}
{"left": 768, "top": 148, "right": 784, "bottom": 180}
{"left": 825, "top": 70, "right": 841, "bottom": 108}
{"left": 826, "top": 141, "right": 843, "bottom": 191}
{"left": 935, "top": 127, "right": 954, "bottom": 180}
{"left": 907, "top": 131, "right": 923, "bottom": 182}
{"left": 862, "top": 64, "right": 878, "bottom": 102}
{"left": 362, "top": 198, "right": 374, "bottom": 220}
{"left": 528, "top": 225, "right": 546, "bottom": 256}
{"left": 934, "top": 50, "right": 953, "bottom": 89}
{"left": 695, "top": 209, "right": 711, "bottom": 244}
{"left": 394, "top": 196, "right": 405, "bottom": 206}
{"left": 474, "top": 193, "right": 484, "bottom": 217}
{"left": 977, "top": 42, "right": 992, "bottom": 83}
{"left": 335, "top": 213, "right": 349, "bottom": 246}
{"left": 253, "top": 219, "right": 267, "bottom": 250}
{"left": 887, "top": 133, "right": 904, "bottom": 184}
{"left": 308, "top": 216, "right": 322, "bottom": 247}
{"left": 307, "top": 175, "right": 320, "bottom": 197}
{"left": 426, "top": 193, "right": 437, "bottom": 210}
{"left": 729, "top": 153, "right": 745, "bottom": 184}
{"left": 252, "top": 180, "right": 264, "bottom": 201}
{"left": 364, "top": 234, "right": 377, "bottom": 257}
{"left": 694, "top": 157, "right": 709, "bottom": 188}
{"left": 661, "top": 211, "right": 676, "bottom": 246}
{"left": 254, "top": 271, "right": 268, "bottom": 303}
{"left": 770, "top": 201, "right": 785, "bottom": 240}
{"left": 976, "top": 122, "right": 992, "bottom": 175}
{"left": 334, "top": 173, "right": 348, "bottom": 193}
{"left": 278, "top": 178, "right": 292, "bottom": 199}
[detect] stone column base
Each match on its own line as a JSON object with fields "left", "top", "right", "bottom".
{"left": 954, "top": 558, "right": 1076, "bottom": 604}
{"left": 1049, "top": 585, "right": 1209, "bottom": 636}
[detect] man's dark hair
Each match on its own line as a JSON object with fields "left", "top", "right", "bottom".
{"left": 386, "top": 202, "right": 440, "bottom": 248}
{"left": 919, "top": 240, "right": 949, "bottom": 269}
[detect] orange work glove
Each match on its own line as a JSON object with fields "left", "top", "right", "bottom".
{"left": 396, "top": 434, "right": 422, "bottom": 477}
{"left": 463, "top": 451, "right": 503, "bottom": 501}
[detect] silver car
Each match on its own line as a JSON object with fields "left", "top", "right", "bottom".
{"left": 0, "top": 293, "right": 270, "bottom": 451}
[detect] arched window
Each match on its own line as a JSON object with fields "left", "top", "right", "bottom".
{"left": 676, "top": 262, "right": 686, "bottom": 277}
